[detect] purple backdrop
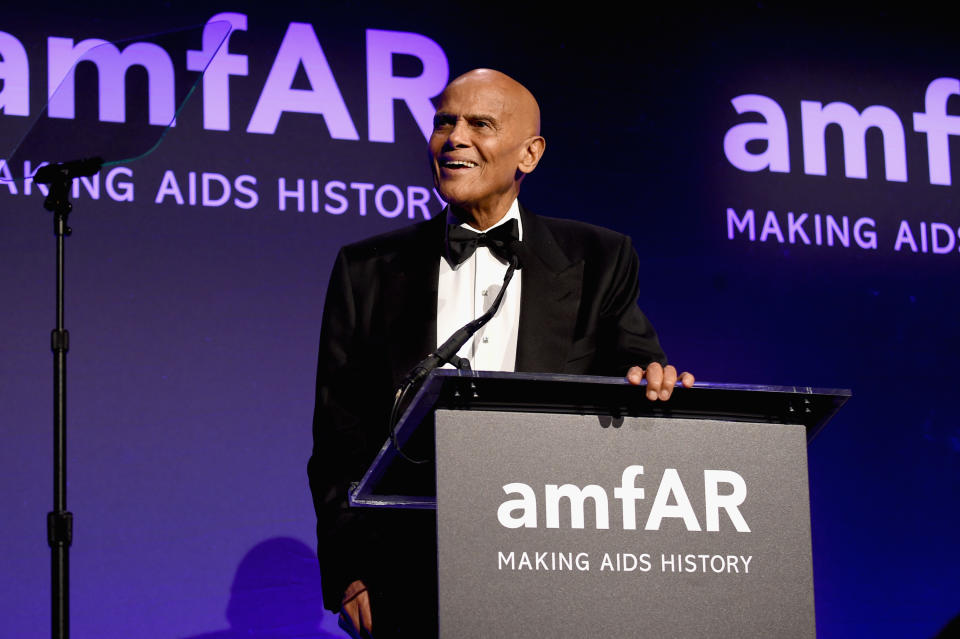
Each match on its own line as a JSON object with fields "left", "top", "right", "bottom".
{"left": 1, "top": 4, "right": 957, "bottom": 637}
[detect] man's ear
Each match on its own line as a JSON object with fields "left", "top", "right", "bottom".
{"left": 517, "top": 136, "right": 546, "bottom": 174}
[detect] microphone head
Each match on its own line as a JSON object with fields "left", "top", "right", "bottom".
{"left": 34, "top": 157, "right": 104, "bottom": 183}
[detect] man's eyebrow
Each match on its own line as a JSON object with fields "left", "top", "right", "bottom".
{"left": 433, "top": 111, "right": 500, "bottom": 124}
{"left": 468, "top": 113, "right": 499, "bottom": 124}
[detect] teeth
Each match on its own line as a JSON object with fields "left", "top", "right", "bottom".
{"left": 444, "top": 160, "right": 478, "bottom": 168}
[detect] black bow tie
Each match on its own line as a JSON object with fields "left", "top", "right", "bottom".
{"left": 445, "top": 218, "right": 520, "bottom": 266}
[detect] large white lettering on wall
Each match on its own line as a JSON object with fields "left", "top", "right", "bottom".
{"left": 47, "top": 37, "right": 176, "bottom": 125}
{"left": 0, "top": 13, "right": 449, "bottom": 141}
{"left": 0, "top": 31, "right": 29, "bottom": 116}
{"left": 724, "top": 78, "right": 960, "bottom": 186}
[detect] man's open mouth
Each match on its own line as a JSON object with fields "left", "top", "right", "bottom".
{"left": 440, "top": 159, "right": 479, "bottom": 169}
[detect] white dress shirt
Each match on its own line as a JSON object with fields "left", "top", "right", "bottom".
{"left": 436, "top": 200, "right": 523, "bottom": 372}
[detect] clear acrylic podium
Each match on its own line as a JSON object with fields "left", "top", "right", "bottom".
{"left": 351, "top": 370, "right": 849, "bottom": 638}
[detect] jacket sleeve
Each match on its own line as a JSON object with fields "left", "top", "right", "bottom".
{"left": 599, "top": 234, "right": 668, "bottom": 374}
{"left": 307, "top": 248, "right": 379, "bottom": 612}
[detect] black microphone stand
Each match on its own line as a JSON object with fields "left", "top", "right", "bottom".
{"left": 35, "top": 158, "right": 104, "bottom": 639}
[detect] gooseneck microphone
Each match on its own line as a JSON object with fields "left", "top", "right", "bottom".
{"left": 389, "top": 244, "right": 522, "bottom": 462}
{"left": 401, "top": 251, "right": 520, "bottom": 388}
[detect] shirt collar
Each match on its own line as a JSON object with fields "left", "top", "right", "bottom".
{"left": 445, "top": 200, "right": 524, "bottom": 242}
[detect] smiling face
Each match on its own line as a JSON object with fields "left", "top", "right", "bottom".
{"left": 429, "top": 69, "right": 545, "bottom": 228}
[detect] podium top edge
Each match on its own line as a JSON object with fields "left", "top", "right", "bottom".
{"left": 425, "top": 369, "right": 852, "bottom": 398}
{"left": 352, "top": 369, "right": 851, "bottom": 508}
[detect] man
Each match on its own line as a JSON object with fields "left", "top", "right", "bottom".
{"left": 309, "top": 69, "right": 693, "bottom": 638}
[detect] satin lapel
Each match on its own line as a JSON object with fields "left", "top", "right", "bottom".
{"left": 515, "top": 207, "right": 584, "bottom": 373}
{"left": 383, "top": 217, "right": 444, "bottom": 386}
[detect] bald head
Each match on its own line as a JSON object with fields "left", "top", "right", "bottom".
{"left": 442, "top": 69, "right": 541, "bottom": 136}
{"left": 429, "top": 69, "right": 546, "bottom": 228}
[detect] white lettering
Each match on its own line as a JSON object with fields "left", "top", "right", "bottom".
{"left": 853, "top": 217, "right": 877, "bottom": 249}
{"left": 247, "top": 22, "right": 358, "bottom": 138}
{"left": 365, "top": 29, "right": 448, "bottom": 142}
{"left": 759, "top": 210, "right": 785, "bottom": 243}
{"left": 0, "top": 31, "right": 29, "bottom": 116}
{"left": 350, "top": 182, "right": 374, "bottom": 216}
{"left": 324, "top": 180, "right": 348, "bottom": 214}
{"left": 201, "top": 172, "right": 231, "bottom": 207}
{"left": 278, "top": 177, "right": 304, "bottom": 212}
{"left": 612, "top": 464, "right": 644, "bottom": 530}
{"left": 703, "top": 469, "right": 750, "bottom": 532}
{"left": 787, "top": 212, "right": 810, "bottom": 245}
{"left": 48, "top": 37, "right": 175, "bottom": 125}
{"left": 893, "top": 220, "right": 919, "bottom": 252}
{"left": 644, "top": 468, "right": 701, "bottom": 531}
{"left": 70, "top": 174, "right": 99, "bottom": 200}
{"left": 498, "top": 465, "right": 752, "bottom": 532}
{"left": 726, "top": 207, "right": 755, "bottom": 240}
{"left": 930, "top": 222, "right": 956, "bottom": 254}
{"left": 545, "top": 483, "right": 609, "bottom": 529}
{"left": 913, "top": 78, "right": 960, "bottom": 186}
{"left": 186, "top": 13, "right": 249, "bottom": 131}
{"left": 723, "top": 95, "right": 790, "bottom": 173}
{"left": 801, "top": 100, "right": 907, "bottom": 181}
{"left": 825, "top": 215, "right": 850, "bottom": 247}
{"left": 24, "top": 161, "right": 49, "bottom": 195}
{"left": 496, "top": 482, "right": 537, "bottom": 529}
{"left": 0, "top": 160, "right": 17, "bottom": 194}
{"left": 374, "top": 183, "right": 403, "bottom": 218}
{"left": 105, "top": 166, "right": 133, "bottom": 201}
{"left": 155, "top": 169, "right": 185, "bottom": 205}
{"left": 406, "top": 185, "right": 431, "bottom": 219}
{"left": 234, "top": 175, "right": 258, "bottom": 209}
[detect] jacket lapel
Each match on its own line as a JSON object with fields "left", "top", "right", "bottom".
{"left": 515, "top": 206, "right": 584, "bottom": 373}
{"left": 383, "top": 215, "right": 444, "bottom": 386}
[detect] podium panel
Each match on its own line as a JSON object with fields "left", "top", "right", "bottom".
{"left": 435, "top": 410, "right": 815, "bottom": 638}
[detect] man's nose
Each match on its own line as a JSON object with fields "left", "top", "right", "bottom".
{"left": 444, "top": 119, "right": 470, "bottom": 148}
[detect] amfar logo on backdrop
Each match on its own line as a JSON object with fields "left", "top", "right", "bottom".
{"left": 722, "top": 78, "right": 960, "bottom": 255}
{"left": 496, "top": 465, "right": 751, "bottom": 532}
{"left": 724, "top": 79, "right": 960, "bottom": 186}
{"left": 0, "top": 12, "right": 449, "bottom": 142}
{"left": 0, "top": 13, "right": 450, "bottom": 219}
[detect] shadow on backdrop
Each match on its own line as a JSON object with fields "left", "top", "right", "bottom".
{"left": 180, "top": 537, "right": 341, "bottom": 639}
{"left": 933, "top": 612, "right": 960, "bottom": 639}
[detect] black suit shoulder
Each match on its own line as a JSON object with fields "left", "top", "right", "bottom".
{"left": 537, "top": 214, "right": 630, "bottom": 243}
{"left": 528, "top": 212, "right": 634, "bottom": 264}
{"left": 339, "top": 216, "right": 443, "bottom": 265}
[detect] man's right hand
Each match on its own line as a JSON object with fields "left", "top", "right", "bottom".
{"left": 340, "top": 579, "right": 373, "bottom": 638}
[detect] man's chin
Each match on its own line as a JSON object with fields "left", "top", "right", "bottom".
{"left": 435, "top": 186, "right": 473, "bottom": 209}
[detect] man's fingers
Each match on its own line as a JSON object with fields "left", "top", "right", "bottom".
{"left": 341, "top": 602, "right": 361, "bottom": 635}
{"left": 644, "top": 362, "right": 663, "bottom": 400}
{"left": 627, "top": 364, "right": 694, "bottom": 400}
{"left": 340, "top": 580, "right": 372, "bottom": 637}
{"left": 358, "top": 592, "right": 373, "bottom": 633}
{"left": 340, "top": 594, "right": 372, "bottom": 637}
{"left": 659, "top": 365, "right": 678, "bottom": 400}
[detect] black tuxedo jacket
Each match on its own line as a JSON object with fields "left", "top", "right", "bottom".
{"left": 308, "top": 205, "right": 666, "bottom": 613}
